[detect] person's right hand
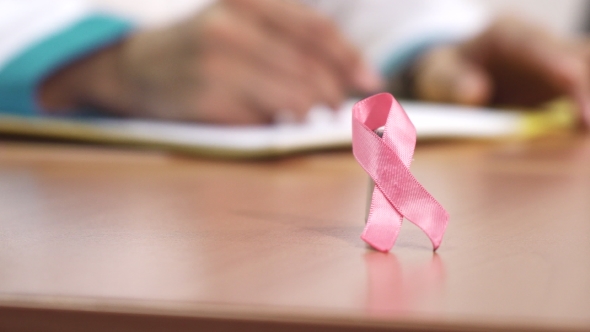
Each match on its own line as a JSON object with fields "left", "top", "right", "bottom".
{"left": 41, "top": 0, "right": 382, "bottom": 124}
{"left": 412, "top": 17, "right": 590, "bottom": 127}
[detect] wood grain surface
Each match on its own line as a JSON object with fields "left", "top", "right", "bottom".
{"left": 0, "top": 135, "right": 589, "bottom": 331}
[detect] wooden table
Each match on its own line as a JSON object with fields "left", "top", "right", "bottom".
{"left": 0, "top": 134, "right": 589, "bottom": 331}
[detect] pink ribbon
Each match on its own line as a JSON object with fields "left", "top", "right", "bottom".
{"left": 352, "top": 93, "right": 449, "bottom": 252}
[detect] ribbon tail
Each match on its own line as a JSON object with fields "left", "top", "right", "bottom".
{"left": 405, "top": 208, "right": 448, "bottom": 251}
{"left": 361, "top": 187, "right": 403, "bottom": 252}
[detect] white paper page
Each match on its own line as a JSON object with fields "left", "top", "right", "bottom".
{"left": 82, "top": 100, "right": 522, "bottom": 150}
{"left": 2, "top": 99, "right": 559, "bottom": 158}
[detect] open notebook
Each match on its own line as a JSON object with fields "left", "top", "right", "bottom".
{"left": 0, "top": 99, "right": 576, "bottom": 158}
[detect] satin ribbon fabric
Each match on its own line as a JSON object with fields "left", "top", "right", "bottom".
{"left": 352, "top": 93, "right": 449, "bottom": 252}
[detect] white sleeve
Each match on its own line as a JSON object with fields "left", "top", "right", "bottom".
{"left": 0, "top": 0, "right": 132, "bottom": 115}
{"left": 0, "top": 0, "right": 93, "bottom": 69}
{"left": 303, "top": 0, "right": 491, "bottom": 76}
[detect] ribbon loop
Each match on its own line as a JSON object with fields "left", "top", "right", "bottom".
{"left": 352, "top": 93, "right": 449, "bottom": 252}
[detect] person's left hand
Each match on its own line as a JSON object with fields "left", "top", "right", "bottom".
{"left": 412, "top": 17, "right": 590, "bottom": 126}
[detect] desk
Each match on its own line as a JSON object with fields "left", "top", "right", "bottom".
{"left": 0, "top": 135, "right": 589, "bottom": 331}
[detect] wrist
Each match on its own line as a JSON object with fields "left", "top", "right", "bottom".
{"left": 39, "top": 41, "right": 137, "bottom": 116}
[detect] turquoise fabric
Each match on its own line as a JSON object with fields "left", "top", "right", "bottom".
{"left": 0, "top": 14, "right": 132, "bottom": 116}
{"left": 379, "top": 36, "right": 454, "bottom": 78}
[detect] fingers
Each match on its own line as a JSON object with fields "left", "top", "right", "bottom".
{"left": 223, "top": 0, "right": 382, "bottom": 94}
{"left": 464, "top": 17, "right": 590, "bottom": 125}
{"left": 414, "top": 46, "right": 492, "bottom": 106}
{"left": 200, "top": 10, "right": 344, "bottom": 111}
{"left": 185, "top": 62, "right": 273, "bottom": 124}
{"left": 225, "top": 54, "right": 318, "bottom": 121}
{"left": 192, "top": 1, "right": 358, "bottom": 122}
{"left": 193, "top": 89, "right": 270, "bottom": 125}
{"left": 139, "top": 0, "right": 382, "bottom": 125}
{"left": 194, "top": 50, "right": 313, "bottom": 122}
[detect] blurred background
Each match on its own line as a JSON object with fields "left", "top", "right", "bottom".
{"left": 480, "top": 0, "right": 588, "bottom": 35}
{"left": 90, "top": 0, "right": 590, "bottom": 36}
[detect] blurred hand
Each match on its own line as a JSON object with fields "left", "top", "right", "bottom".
{"left": 413, "top": 17, "right": 590, "bottom": 126}
{"left": 41, "top": 0, "right": 382, "bottom": 124}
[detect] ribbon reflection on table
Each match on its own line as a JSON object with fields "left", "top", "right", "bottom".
{"left": 364, "top": 252, "right": 445, "bottom": 316}
{"left": 352, "top": 93, "right": 449, "bottom": 252}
